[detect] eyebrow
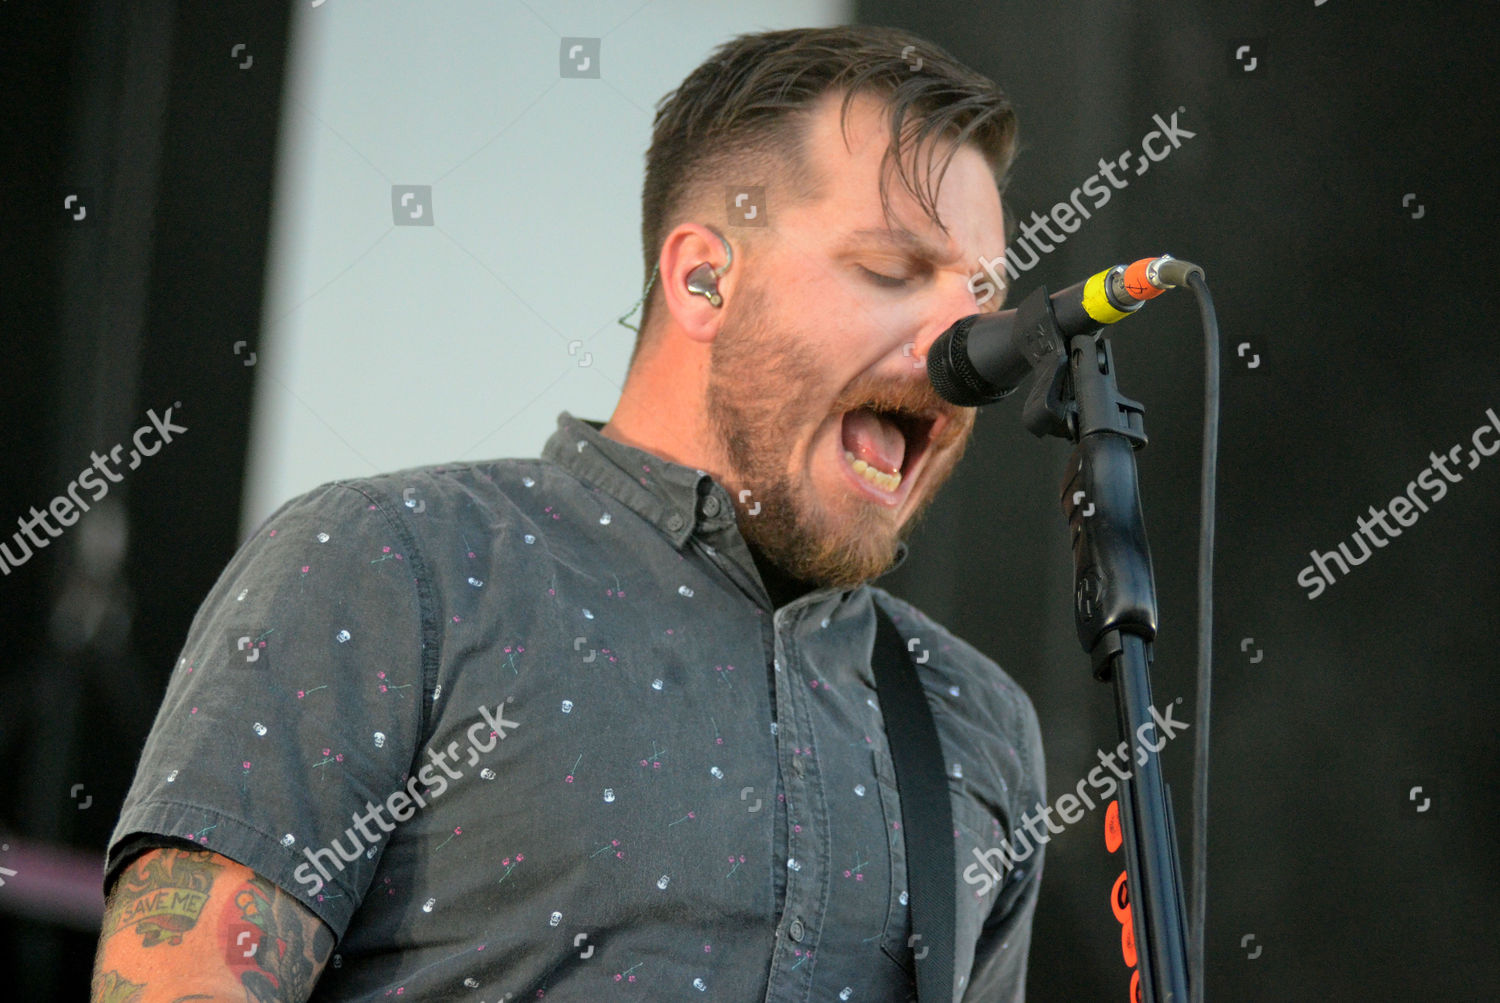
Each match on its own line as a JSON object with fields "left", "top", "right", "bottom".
{"left": 843, "top": 227, "right": 963, "bottom": 266}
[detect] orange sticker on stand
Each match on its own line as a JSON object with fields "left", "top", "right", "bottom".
{"left": 1111, "top": 870, "right": 1131, "bottom": 924}
{"left": 1106, "top": 799, "right": 1122, "bottom": 853}
{"left": 1121, "top": 910, "right": 1138, "bottom": 968}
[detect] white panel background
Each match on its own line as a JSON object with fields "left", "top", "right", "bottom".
{"left": 243, "top": 0, "right": 849, "bottom": 533}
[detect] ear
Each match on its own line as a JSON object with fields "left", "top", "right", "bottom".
{"left": 657, "top": 222, "right": 736, "bottom": 345}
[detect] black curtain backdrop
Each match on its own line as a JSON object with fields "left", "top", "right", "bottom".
{"left": 0, "top": 1, "right": 289, "bottom": 997}
{"left": 859, "top": 1, "right": 1499, "bottom": 1000}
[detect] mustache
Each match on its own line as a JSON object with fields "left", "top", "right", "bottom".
{"left": 838, "top": 381, "right": 941, "bottom": 413}
{"left": 835, "top": 382, "right": 964, "bottom": 436}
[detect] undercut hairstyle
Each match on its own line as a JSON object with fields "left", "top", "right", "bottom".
{"left": 631, "top": 25, "right": 1020, "bottom": 366}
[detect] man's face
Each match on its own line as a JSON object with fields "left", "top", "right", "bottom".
{"left": 705, "top": 89, "right": 1005, "bottom": 589}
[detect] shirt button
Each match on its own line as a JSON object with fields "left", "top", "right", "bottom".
{"left": 667, "top": 513, "right": 685, "bottom": 531}
{"left": 788, "top": 918, "right": 805, "bottom": 942}
{"left": 701, "top": 494, "right": 721, "bottom": 517}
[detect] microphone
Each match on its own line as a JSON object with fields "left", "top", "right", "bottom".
{"left": 927, "top": 255, "right": 1203, "bottom": 406}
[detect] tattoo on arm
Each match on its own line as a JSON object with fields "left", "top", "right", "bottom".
{"left": 102, "top": 848, "right": 224, "bottom": 948}
{"left": 225, "top": 873, "right": 335, "bottom": 1002}
{"left": 89, "top": 970, "right": 145, "bottom": 1003}
{"left": 93, "top": 847, "right": 334, "bottom": 1002}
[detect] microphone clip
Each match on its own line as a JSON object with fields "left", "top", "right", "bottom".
{"left": 1017, "top": 285, "right": 1147, "bottom": 449}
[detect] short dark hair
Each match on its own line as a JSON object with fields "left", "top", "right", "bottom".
{"left": 631, "top": 25, "right": 1019, "bottom": 363}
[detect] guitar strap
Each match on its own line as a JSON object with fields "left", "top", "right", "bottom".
{"left": 871, "top": 601, "right": 957, "bottom": 1002}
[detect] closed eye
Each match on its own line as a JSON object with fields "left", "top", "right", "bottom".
{"left": 857, "top": 264, "right": 913, "bottom": 289}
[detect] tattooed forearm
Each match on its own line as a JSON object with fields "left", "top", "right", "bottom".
{"left": 102, "top": 848, "right": 224, "bottom": 948}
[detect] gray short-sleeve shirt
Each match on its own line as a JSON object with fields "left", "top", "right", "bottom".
{"left": 106, "top": 411, "right": 1045, "bottom": 1001}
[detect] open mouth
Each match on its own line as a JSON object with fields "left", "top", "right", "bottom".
{"left": 838, "top": 403, "right": 946, "bottom": 502}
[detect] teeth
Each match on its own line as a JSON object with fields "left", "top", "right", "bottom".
{"left": 844, "top": 450, "right": 902, "bottom": 492}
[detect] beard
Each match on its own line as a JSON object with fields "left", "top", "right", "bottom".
{"left": 703, "top": 278, "right": 974, "bottom": 590}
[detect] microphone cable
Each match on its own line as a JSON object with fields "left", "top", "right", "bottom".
{"left": 1185, "top": 268, "right": 1219, "bottom": 1003}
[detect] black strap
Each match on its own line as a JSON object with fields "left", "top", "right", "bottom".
{"left": 871, "top": 602, "right": 956, "bottom": 1002}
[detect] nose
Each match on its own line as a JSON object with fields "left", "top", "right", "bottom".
{"left": 906, "top": 269, "right": 990, "bottom": 368}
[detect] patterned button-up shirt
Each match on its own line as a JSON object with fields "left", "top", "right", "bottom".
{"left": 106, "top": 410, "right": 1045, "bottom": 1001}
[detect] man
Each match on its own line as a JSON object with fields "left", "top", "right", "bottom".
{"left": 93, "top": 25, "right": 1044, "bottom": 1002}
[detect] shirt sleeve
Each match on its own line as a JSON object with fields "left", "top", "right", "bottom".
{"left": 963, "top": 693, "right": 1046, "bottom": 1002}
{"left": 103, "top": 479, "right": 432, "bottom": 938}
{"left": 962, "top": 852, "right": 1042, "bottom": 1001}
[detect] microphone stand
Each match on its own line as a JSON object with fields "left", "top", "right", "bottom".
{"left": 1013, "top": 285, "right": 1191, "bottom": 1002}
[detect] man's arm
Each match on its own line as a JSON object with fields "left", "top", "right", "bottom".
{"left": 91, "top": 846, "right": 334, "bottom": 1003}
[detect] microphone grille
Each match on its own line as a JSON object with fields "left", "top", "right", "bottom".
{"left": 928, "top": 316, "right": 1005, "bottom": 407}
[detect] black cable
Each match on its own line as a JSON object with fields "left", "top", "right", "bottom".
{"left": 1186, "top": 269, "right": 1219, "bottom": 1003}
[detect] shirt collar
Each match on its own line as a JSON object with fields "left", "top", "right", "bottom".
{"left": 540, "top": 410, "right": 910, "bottom": 576}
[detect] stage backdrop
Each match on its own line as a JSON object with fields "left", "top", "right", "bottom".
{"left": 860, "top": 1, "right": 1500, "bottom": 1000}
